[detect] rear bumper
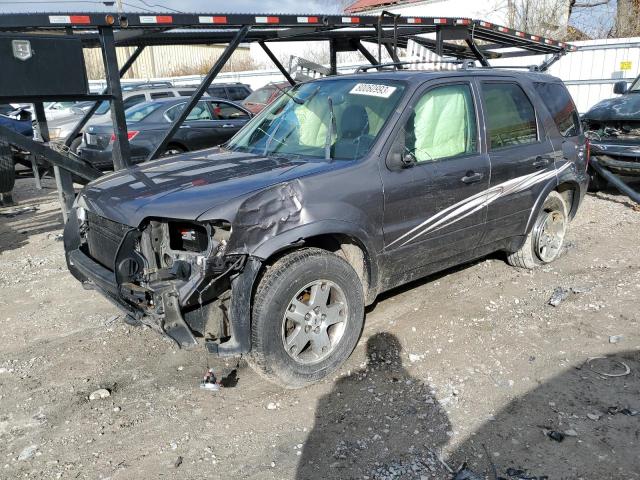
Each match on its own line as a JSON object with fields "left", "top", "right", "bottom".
{"left": 77, "top": 146, "right": 147, "bottom": 170}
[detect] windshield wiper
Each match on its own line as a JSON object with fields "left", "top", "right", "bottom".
{"left": 271, "top": 83, "right": 304, "bottom": 105}
{"left": 324, "top": 96, "right": 336, "bottom": 161}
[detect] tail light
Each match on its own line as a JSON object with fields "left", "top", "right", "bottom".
{"left": 110, "top": 131, "right": 139, "bottom": 142}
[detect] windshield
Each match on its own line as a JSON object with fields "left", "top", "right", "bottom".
{"left": 125, "top": 102, "right": 161, "bottom": 122}
{"left": 243, "top": 86, "right": 277, "bottom": 104}
{"left": 228, "top": 79, "right": 406, "bottom": 160}
{"left": 629, "top": 75, "right": 640, "bottom": 92}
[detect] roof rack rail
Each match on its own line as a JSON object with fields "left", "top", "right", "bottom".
{"left": 355, "top": 59, "right": 467, "bottom": 72}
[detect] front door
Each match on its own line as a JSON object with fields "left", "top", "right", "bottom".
{"left": 381, "top": 80, "right": 490, "bottom": 281}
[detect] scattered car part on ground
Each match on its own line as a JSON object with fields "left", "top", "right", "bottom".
{"left": 586, "top": 356, "right": 631, "bottom": 377}
{"left": 64, "top": 70, "right": 589, "bottom": 387}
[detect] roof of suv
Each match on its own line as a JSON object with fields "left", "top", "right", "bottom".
{"left": 310, "top": 69, "right": 561, "bottom": 84}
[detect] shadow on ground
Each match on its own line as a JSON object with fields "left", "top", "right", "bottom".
{"left": 448, "top": 349, "right": 640, "bottom": 479}
{"left": 298, "top": 337, "right": 640, "bottom": 480}
{"left": 297, "top": 333, "right": 452, "bottom": 479}
{"left": 0, "top": 178, "right": 63, "bottom": 254}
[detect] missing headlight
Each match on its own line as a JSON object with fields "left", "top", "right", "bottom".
{"left": 168, "top": 222, "right": 209, "bottom": 252}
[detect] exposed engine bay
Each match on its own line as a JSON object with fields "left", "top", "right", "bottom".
{"left": 584, "top": 120, "right": 640, "bottom": 142}
{"left": 73, "top": 206, "right": 251, "bottom": 350}
{"left": 584, "top": 120, "right": 640, "bottom": 176}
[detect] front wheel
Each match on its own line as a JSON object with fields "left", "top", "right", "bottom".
{"left": 249, "top": 248, "right": 364, "bottom": 388}
{"left": 507, "top": 191, "right": 568, "bottom": 269}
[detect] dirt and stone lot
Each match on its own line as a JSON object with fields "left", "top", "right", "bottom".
{"left": 1, "top": 176, "right": 639, "bottom": 480}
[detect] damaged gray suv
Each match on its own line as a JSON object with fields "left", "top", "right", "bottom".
{"left": 64, "top": 70, "right": 589, "bottom": 387}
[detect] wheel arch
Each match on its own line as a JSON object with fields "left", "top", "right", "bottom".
{"left": 524, "top": 178, "right": 579, "bottom": 235}
{"left": 165, "top": 141, "right": 188, "bottom": 152}
{"left": 252, "top": 223, "right": 380, "bottom": 305}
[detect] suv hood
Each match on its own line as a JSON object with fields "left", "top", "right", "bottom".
{"left": 81, "top": 148, "right": 343, "bottom": 226}
{"left": 583, "top": 93, "right": 640, "bottom": 122}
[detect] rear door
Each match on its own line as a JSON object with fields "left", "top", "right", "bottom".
{"left": 381, "top": 79, "right": 490, "bottom": 278}
{"left": 532, "top": 81, "right": 585, "bottom": 175}
{"left": 478, "top": 78, "right": 557, "bottom": 244}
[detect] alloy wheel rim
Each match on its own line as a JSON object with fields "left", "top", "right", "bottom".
{"left": 281, "top": 279, "right": 348, "bottom": 365}
{"left": 534, "top": 209, "right": 566, "bottom": 263}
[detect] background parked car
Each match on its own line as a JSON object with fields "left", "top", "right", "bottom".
{"left": 47, "top": 87, "right": 212, "bottom": 151}
{"left": 0, "top": 103, "right": 22, "bottom": 116}
{"left": 242, "top": 81, "right": 290, "bottom": 114}
{"left": 0, "top": 107, "right": 33, "bottom": 199}
{"left": 198, "top": 82, "right": 252, "bottom": 101}
{"left": 77, "top": 97, "right": 251, "bottom": 169}
{"left": 583, "top": 73, "right": 640, "bottom": 189}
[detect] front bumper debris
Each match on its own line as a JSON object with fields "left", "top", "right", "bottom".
{"left": 63, "top": 208, "right": 259, "bottom": 355}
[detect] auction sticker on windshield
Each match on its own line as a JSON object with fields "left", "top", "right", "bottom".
{"left": 349, "top": 83, "right": 397, "bottom": 98}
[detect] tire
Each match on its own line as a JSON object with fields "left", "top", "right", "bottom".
{"left": 507, "top": 191, "right": 568, "bottom": 269}
{"left": 248, "top": 248, "right": 364, "bottom": 388}
{"left": 0, "top": 142, "right": 16, "bottom": 194}
{"left": 162, "top": 144, "right": 185, "bottom": 157}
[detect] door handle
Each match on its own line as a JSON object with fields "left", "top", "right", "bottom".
{"left": 221, "top": 124, "right": 235, "bottom": 128}
{"left": 461, "top": 171, "right": 484, "bottom": 184}
{"left": 533, "top": 156, "right": 552, "bottom": 168}
{"left": 179, "top": 125, "right": 191, "bottom": 129}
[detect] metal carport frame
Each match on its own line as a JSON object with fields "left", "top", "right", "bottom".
{"left": 0, "top": 11, "right": 576, "bottom": 221}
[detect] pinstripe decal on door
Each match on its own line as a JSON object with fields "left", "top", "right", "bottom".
{"left": 388, "top": 163, "right": 571, "bottom": 248}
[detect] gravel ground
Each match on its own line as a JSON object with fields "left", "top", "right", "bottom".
{"left": 0, "top": 177, "right": 639, "bottom": 480}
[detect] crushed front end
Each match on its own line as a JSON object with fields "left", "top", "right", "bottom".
{"left": 585, "top": 120, "right": 640, "bottom": 176}
{"left": 63, "top": 199, "right": 260, "bottom": 355}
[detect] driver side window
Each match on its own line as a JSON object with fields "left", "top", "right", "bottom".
{"left": 402, "top": 84, "right": 478, "bottom": 163}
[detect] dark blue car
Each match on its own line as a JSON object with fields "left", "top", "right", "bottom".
{"left": 0, "top": 107, "right": 33, "bottom": 137}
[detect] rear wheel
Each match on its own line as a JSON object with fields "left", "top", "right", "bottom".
{"left": 507, "top": 191, "right": 568, "bottom": 269}
{"left": 249, "top": 248, "right": 364, "bottom": 388}
{"left": 162, "top": 144, "right": 185, "bottom": 157}
{"left": 0, "top": 142, "right": 16, "bottom": 195}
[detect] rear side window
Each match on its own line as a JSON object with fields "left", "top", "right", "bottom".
{"left": 533, "top": 82, "right": 580, "bottom": 137}
{"left": 208, "top": 86, "right": 228, "bottom": 98}
{"left": 210, "top": 102, "right": 249, "bottom": 120}
{"left": 150, "top": 91, "right": 172, "bottom": 99}
{"left": 228, "top": 86, "right": 249, "bottom": 100}
{"left": 165, "top": 101, "right": 212, "bottom": 122}
{"left": 481, "top": 82, "right": 538, "bottom": 149}
{"left": 123, "top": 94, "right": 145, "bottom": 110}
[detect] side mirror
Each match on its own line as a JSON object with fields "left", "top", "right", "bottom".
{"left": 386, "top": 145, "right": 417, "bottom": 170}
{"left": 613, "top": 81, "right": 628, "bottom": 95}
